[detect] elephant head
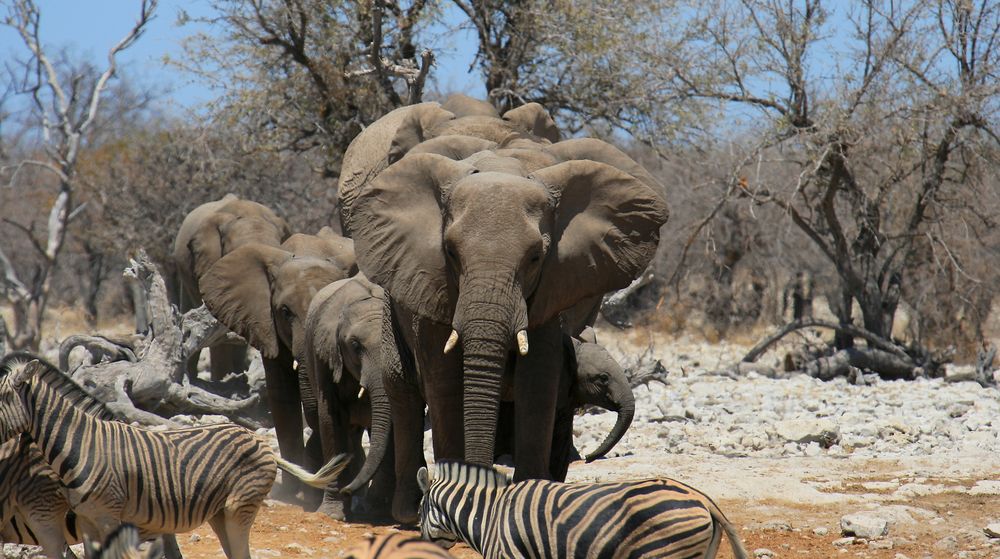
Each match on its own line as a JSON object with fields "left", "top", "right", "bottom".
{"left": 280, "top": 227, "right": 358, "bottom": 276}
{"left": 570, "top": 338, "right": 635, "bottom": 462}
{"left": 199, "top": 244, "right": 352, "bottom": 363}
{"left": 350, "top": 139, "right": 668, "bottom": 465}
{"left": 183, "top": 197, "right": 291, "bottom": 281}
{"left": 303, "top": 276, "right": 394, "bottom": 500}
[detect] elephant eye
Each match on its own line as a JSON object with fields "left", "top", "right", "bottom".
{"left": 280, "top": 305, "right": 293, "bottom": 319}
{"left": 598, "top": 373, "right": 610, "bottom": 383}
{"left": 349, "top": 338, "right": 362, "bottom": 351}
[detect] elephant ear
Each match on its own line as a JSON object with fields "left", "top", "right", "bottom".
{"left": 406, "top": 135, "right": 497, "bottom": 160}
{"left": 306, "top": 281, "right": 348, "bottom": 384}
{"left": 545, "top": 138, "right": 663, "bottom": 192}
{"left": 388, "top": 104, "right": 456, "bottom": 164}
{"left": 502, "top": 103, "right": 561, "bottom": 143}
{"left": 200, "top": 244, "right": 292, "bottom": 358}
{"left": 528, "top": 161, "right": 669, "bottom": 326}
{"left": 351, "top": 153, "right": 475, "bottom": 323}
{"left": 187, "top": 212, "right": 232, "bottom": 280}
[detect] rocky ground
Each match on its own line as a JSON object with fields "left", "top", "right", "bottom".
{"left": 5, "top": 325, "right": 1000, "bottom": 558}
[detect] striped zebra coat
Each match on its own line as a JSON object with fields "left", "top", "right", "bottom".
{"left": 345, "top": 532, "right": 457, "bottom": 558}
{"left": 417, "top": 462, "right": 749, "bottom": 559}
{"left": 83, "top": 523, "right": 163, "bottom": 559}
{"left": 0, "top": 360, "right": 349, "bottom": 559}
{"left": 0, "top": 354, "right": 178, "bottom": 559}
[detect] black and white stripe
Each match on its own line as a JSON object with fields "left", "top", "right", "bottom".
{"left": 0, "top": 359, "right": 349, "bottom": 559}
{"left": 345, "top": 532, "right": 456, "bottom": 558}
{"left": 418, "top": 461, "right": 748, "bottom": 559}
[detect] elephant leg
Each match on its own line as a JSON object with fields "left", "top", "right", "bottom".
{"left": 263, "top": 354, "right": 305, "bottom": 501}
{"left": 364, "top": 437, "right": 396, "bottom": 519}
{"left": 410, "top": 319, "right": 464, "bottom": 459}
{"left": 210, "top": 342, "right": 249, "bottom": 382}
{"left": 513, "top": 321, "right": 564, "bottom": 482}
{"left": 386, "top": 380, "right": 426, "bottom": 525}
{"left": 549, "top": 406, "right": 575, "bottom": 481}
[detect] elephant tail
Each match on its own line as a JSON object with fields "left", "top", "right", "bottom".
{"left": 275, "top": 453, "right": 352, "bottom": 489}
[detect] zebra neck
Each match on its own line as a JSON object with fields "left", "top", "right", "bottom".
{"left": 451, "top": 484, "right": 505, "bottom": 553}
{"left": 26, "top": 379, "right": 100, "bottom": 476}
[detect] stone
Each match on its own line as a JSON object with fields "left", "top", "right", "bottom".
{"left": 753, "top": 549, "right": 774, "bottom": 558}
{"left": 933, "top": 535, "right": 958, "bottom": 551}
{"left": 813, "top": 526, "right": 829, "bottom": 536}
{"left": 832, "top": 537, "right": 855, "bottom": 546}
{"left": 841, "top": 512, "right": 889, "bottom": 539}
{"left": 868, "top": 539, "right": 894, "bottom": 550}
{"left": 970, "top": 480, "right": 1000, "bottom": 495}
{"left": 188, "top": 534, "right": 201, "bottom": 543}
{"left": 775, "top": 418, "right": 839, "bottom": 446}
{"left": 985, "top": 523, "right": 1000, "bottom": 538}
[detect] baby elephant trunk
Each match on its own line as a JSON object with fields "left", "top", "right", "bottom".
{"left": 584, "top": 382, "right": 635, "bottom": 462}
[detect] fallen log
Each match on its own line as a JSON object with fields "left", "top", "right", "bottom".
{"left": 741, "top": 319, "right": 910, "bottom": 364}
{"left": 800, "top": 347, "right": 922, "bottom": 381}
{"left": 68, "top": 250, "right": 265, "bottom": 429}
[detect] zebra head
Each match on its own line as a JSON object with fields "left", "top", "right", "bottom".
{"left": 0, "top": 359, "right": 36, "bottom": 442}
{"left": 417, "top": 465, "right": 458, "bottom": 548}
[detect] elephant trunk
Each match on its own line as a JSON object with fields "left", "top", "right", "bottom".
{"left": 461, "top": 316, "right": 511, "bottom": 465}
{"left": 343, "top": 374, "right": 391, "bottom": 493}
{"left": 584, "top": 387, "right": 635, "bottom": 463}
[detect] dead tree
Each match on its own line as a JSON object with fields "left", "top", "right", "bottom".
{"left": 69, "top": 251, "right": 263, "bottom": 428}
{"left": 0, "top": 0, "right": 156, "bottom": 350}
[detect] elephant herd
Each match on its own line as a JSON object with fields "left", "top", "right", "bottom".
{"left": 172, "top": 94, "right": 668, "bottom": 524}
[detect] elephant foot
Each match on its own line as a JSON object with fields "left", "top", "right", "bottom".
{"left": 317, "top": 496, "right": 350, "bottom": 521}
{"left": 391, "top": 490, "right": 420, "bottom": 525}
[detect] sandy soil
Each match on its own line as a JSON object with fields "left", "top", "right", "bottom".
{"left": 167, "top": 451, "right": 1000, "bottom": 559}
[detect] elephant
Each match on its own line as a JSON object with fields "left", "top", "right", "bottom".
{"left": 198, "top": 231, "right": 354, "bottom": 500}
{"left": 337, "top": 95, "right": 560, "bottom": 232}
{"left": 338, "top": 98, "right": 668, "bottom": 518}
{"left": 494, "top": 331, "right": 636, "bottom": 480}
{"left": 172, "top": 194, "right": 291, "bottom": 380}
{"left": 301, "top": 275, "right": 412, "bottom": 521}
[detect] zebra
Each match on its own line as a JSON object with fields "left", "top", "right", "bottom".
{"left": 0, "top": 359, "right": 350, "bottom": 559}
{"left": 417, "top": 461, "right": 749, "bottom": 559}
{"left": 0, "top": 353, "right": 180, "bottom": 559}
{"left": 344, "top": 532, "right": 457, "bottom": 558}
{"left": 83, "top": 524, "right": 162, "bottom": 559}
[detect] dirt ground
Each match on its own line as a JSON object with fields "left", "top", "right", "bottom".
{"left": 169, "top": 453, "right": 1000, "bottom": 559}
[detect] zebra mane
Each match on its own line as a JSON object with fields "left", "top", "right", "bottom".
{"left": 1, "top": 357, "right": 117, "bottom": 422}
{"left": 433, "top": 461, "right": 512, "bottom": 489}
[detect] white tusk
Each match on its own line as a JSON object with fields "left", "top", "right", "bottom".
{"left": 516, "top": 330, "right": 529, "bottom": 356}
{"left": 443, "top": 330, "right": 459, "bottom": 354}
{"left": 357, "top": 387, "right": 366, "bottom": 400}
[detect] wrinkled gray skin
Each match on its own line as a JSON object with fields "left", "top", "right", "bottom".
{"left": 301, "top": 275, "right": 411, "bottom": 521}
{"left": 172, "top": 194, "right": 290, "bottom": 381}
{"left": 339, "top": 96, "right": 667, "bottom": 523}
{"left": 198, "top": 232, "right": 353, "bottom": 500}
{"left": 495, "top": 332, "right": 635, "bottom": 480}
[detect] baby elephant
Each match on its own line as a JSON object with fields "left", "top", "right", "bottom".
{"left": 495, "top": 334, "right": 635, "bottom": 480}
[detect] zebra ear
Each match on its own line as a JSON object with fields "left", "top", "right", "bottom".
{"left": 417, "top": 467, "right": 430, "bottom": 494}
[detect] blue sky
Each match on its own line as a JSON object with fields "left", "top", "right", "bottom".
{"left": 0, "top": 0, "right": 484, "bottom": 112}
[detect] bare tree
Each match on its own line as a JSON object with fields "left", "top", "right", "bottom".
{"left": 667, "top": 0, "right": 1000, "bottom": 364}
{"left": 178, "top": 0, "right": 433, "bottom": 178}
{"left": 0, "top": 0, "right": 157, "bottom": 350}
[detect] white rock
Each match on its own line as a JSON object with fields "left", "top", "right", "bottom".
{"left": 840, "top": 512, "right": 889, "bottom": 539}
{"left": 775, "top": 419, "right": 839, "bottom": 446}
{"left": 813, "top": 526, "right": 829, "bottom": 536}
{"left": 832, "top": 537, "right": 855, "bottom": 546}
{"left": 985, "top": 523, "right": 1000, "bottom": 538}
{"left": 970, "top": 480, "right": 1000, "bottom": 495}
{"left": 753, "top": 549, "right": 774, "bottom": 558}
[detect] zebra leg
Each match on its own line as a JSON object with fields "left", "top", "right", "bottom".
{"left": 208, "top": 513, "right": 233, "bottom": 559}
{"left": 161, "top": 534, "right": 183, "bottom": 559}
{"left": 221, "top": 513, "right": 253, "bottom": 559}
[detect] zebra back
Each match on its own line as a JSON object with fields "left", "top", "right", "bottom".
{"left": 420, "top": 461, "right": 748, "bottom": 559}
{"left": 0, "top": 357, "right": 116, "bottom": 422}
{"left": 345, "top": 532, "right": 456, "bottom": 558}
